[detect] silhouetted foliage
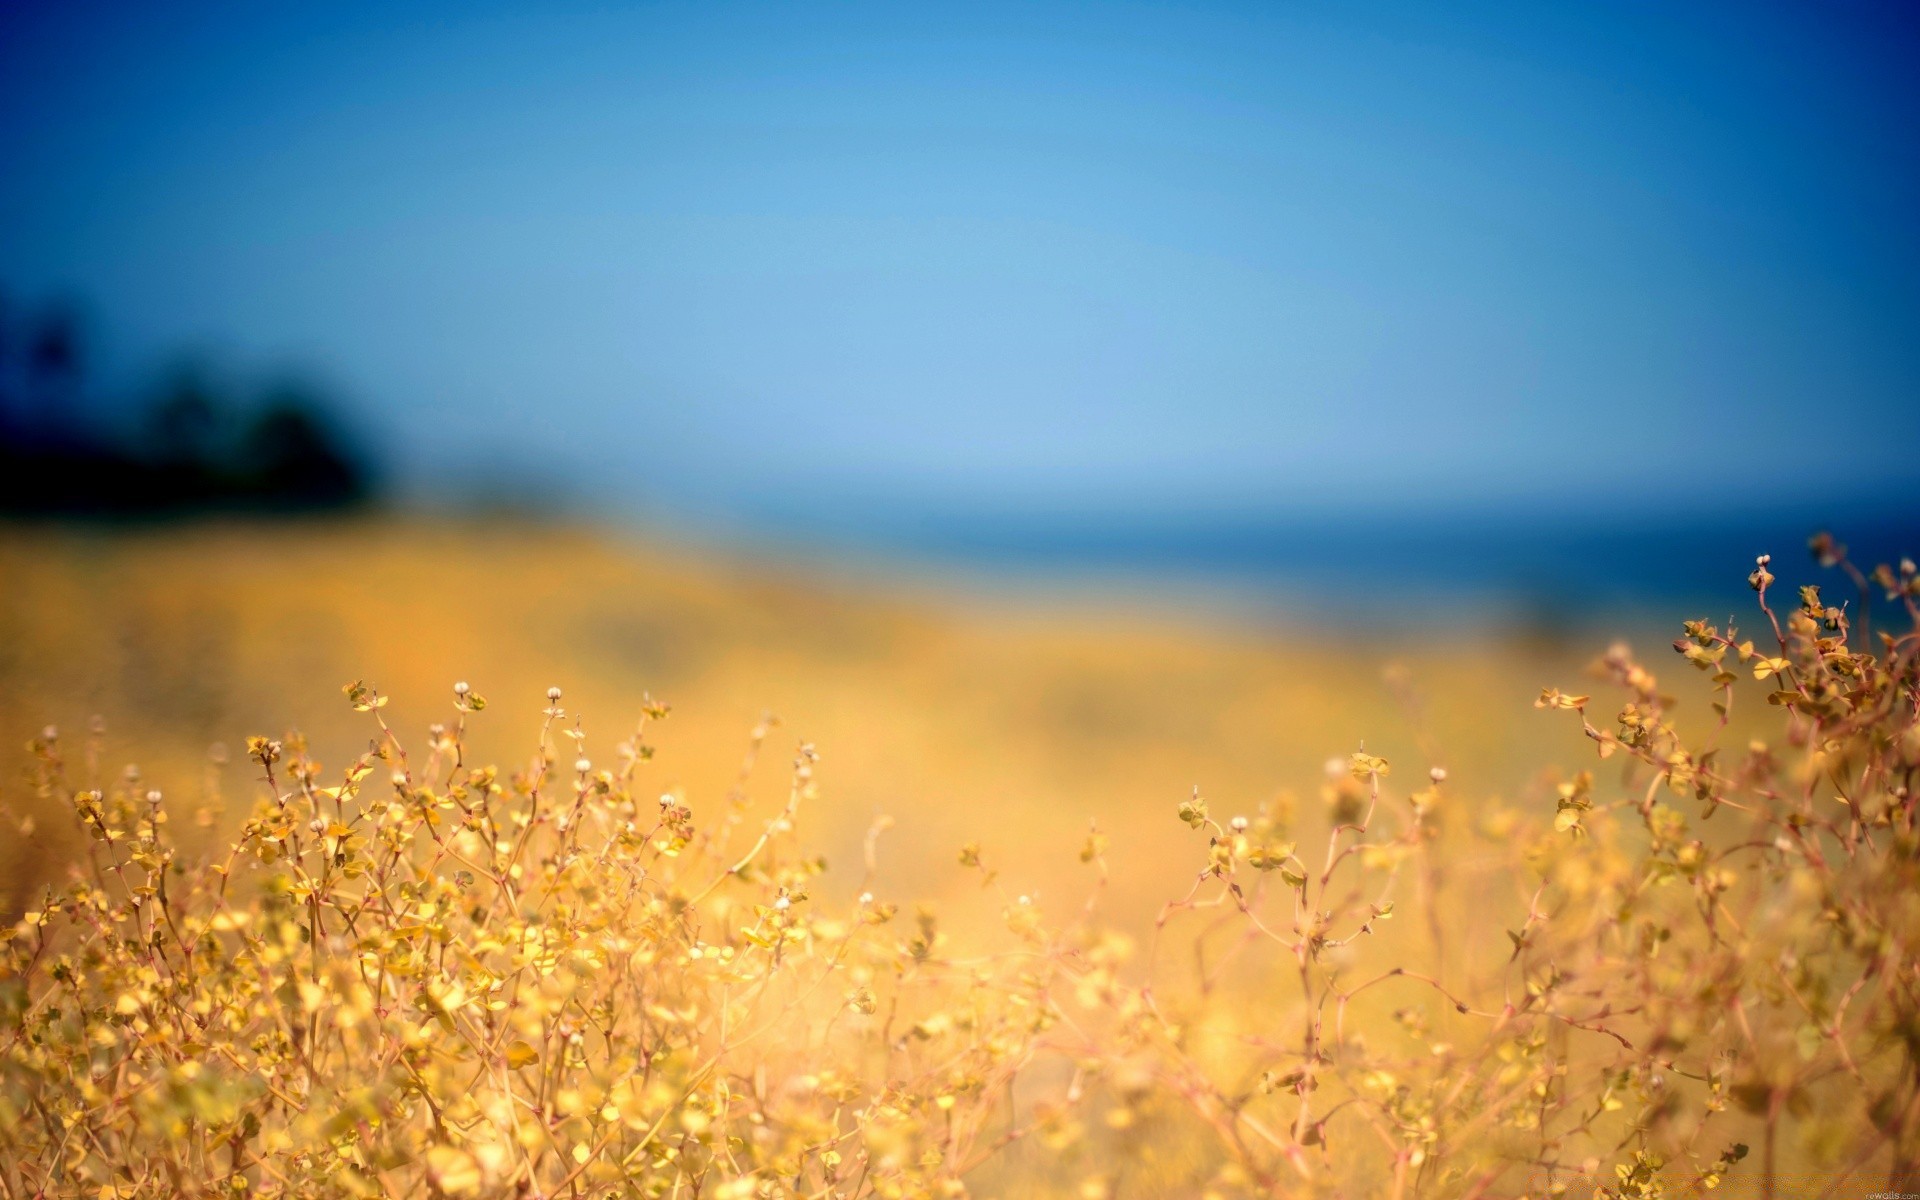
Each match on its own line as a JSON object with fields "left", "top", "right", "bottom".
{"left": 0, "top": 298, "right": 377, "bottom": 516}
{"left": 239, "top": 388, "right": 369, "bottom": 509}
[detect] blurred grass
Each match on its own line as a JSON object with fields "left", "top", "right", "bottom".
{"left": 0, "top": 516, "right": 1604, "bottom": 925}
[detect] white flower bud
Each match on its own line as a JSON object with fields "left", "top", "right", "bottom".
{"left": 453, "top": 681, "right": 470, "bottom": 696}
{"left": 547, "top": 686, "right": 563, "bottom": 701}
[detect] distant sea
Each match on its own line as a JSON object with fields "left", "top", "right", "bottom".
{"left": 706, "top": 495, "right": 1920, "bottom": 631}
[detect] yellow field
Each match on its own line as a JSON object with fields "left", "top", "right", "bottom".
{"left": 0, "top": 517, "right": 1593, "bottom": 923}
{"left": 2, "top": 517, "right": 1911, "bottom": 1198}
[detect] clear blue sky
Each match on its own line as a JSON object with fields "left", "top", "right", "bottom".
{"left": 3, "top": 0, "right": 1917, "bottom": 524}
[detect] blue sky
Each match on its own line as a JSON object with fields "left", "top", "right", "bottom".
{"left": 3, "top": 0, "right": 1917, "bottom": 524}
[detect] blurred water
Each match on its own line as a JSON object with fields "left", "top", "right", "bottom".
{"left": 710, "top": 494, "right": 1920, "bottom": 628}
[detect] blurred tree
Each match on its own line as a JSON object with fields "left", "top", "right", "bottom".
{"left": 0, "top": 294, "right": 378, "bottom": 516}
{"left": 240, "top": 384, "right": 370, "bottom": 509}
{"left": 24, "top": 307, "right": 84, "bottom": 449}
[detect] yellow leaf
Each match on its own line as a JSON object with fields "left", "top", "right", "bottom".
{"left": 505, "top": 1040, "right": 539, "bottom": 1069}
{"left": 1347, "top": 752, "right": 1390, "bottom": 779}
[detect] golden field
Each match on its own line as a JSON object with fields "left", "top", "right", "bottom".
{"left": 0, "top": 516, "right": 1593, "bottom": 925}
{"left": 1, "top": 517, "right": 1914, "bottom": 1198}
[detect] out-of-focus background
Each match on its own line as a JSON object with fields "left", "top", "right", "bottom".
{"left": 3, "top": 0, "right": 1918, "bottom": 912}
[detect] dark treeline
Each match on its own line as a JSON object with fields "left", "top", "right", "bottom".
{"left": 0, "top": 297, "right": 377, "bottom": 517}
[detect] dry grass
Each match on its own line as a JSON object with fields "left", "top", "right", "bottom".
{"left": 0, "top": 517, "right": 1587, "bottom": 925}
{"left": 0, "top": 518, "right": 1913, "bottom": 1198}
